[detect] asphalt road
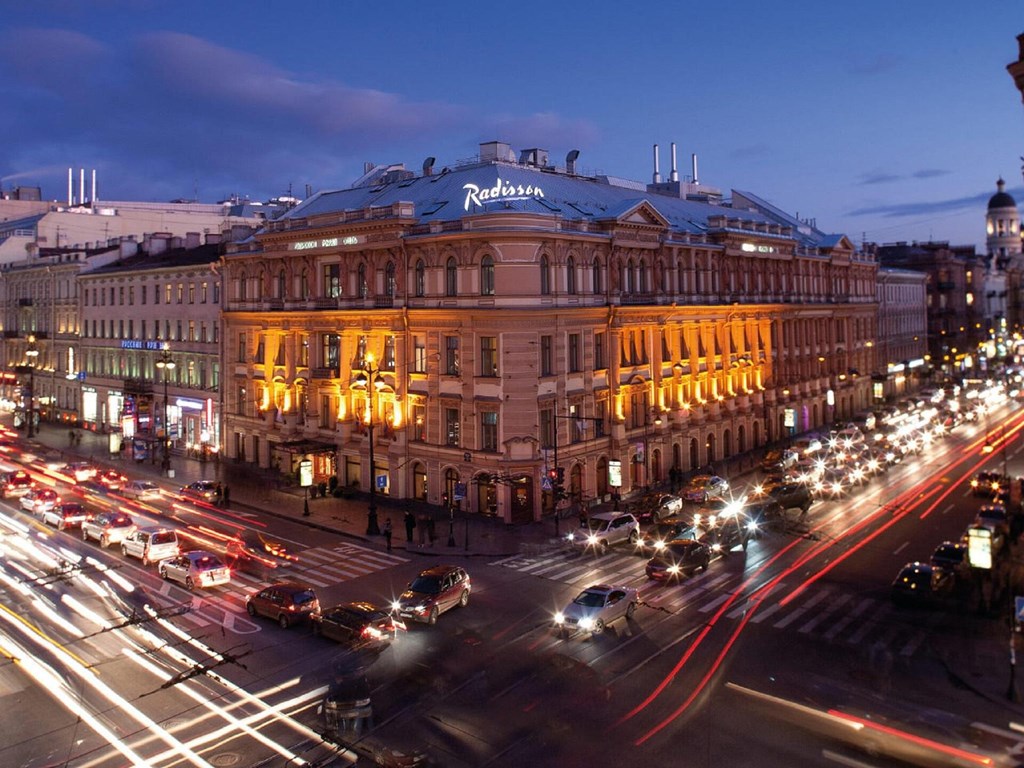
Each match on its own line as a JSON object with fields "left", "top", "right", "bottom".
{"left": 4, "top": 409, "right": 1024, "bottom": 767}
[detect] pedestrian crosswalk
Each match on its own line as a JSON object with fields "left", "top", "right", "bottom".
{"left": 492, "top": 548, "right": 937, "bottom": 657}
{"left": 145, "top": 541, "right": 409, "bottom": 634}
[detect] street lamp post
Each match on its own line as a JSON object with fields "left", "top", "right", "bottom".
{"left": 155, "top": 343, "right": 175, "bottom": 475}
{"left": 642, "top": 411, "right": 663, "bottom": 492}
{"left": 24, "top": 335, "right": 38, "bottom": 439}
{"left": 354, "top": 354, "right": 384, "bottom": 536}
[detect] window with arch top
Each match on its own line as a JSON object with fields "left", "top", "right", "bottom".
{"left": 446, "top": 257, "right": 458, "bottom": 296}
{"left": 540, "top": 255, "right": 551, "bottom": 295}
{"left": 480, "top": 254, "right": 495, "bottom": 296}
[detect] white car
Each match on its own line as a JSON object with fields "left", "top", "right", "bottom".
{"left": 553, "top": 584, "right": 639, "bottom": 636}
{"left": 566, "top": 512, "right": 640, "bottom": 552}
{"left": 41, "top": 501, "right": 89, "bottom": 531}
{"left": 158, "top": 550, "right": 231, "bottom": 590}
{"left": 121, "top": 480, "right": 162, "bottom": 502}
{"left": 20, "top": 488, "right": 59, "bottom": 516}
{"left": 81, "top": 511, "right": 134, "bottom": 547}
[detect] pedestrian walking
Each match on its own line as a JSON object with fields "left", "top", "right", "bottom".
{"left": 383, "top": 518, "right": 393, "bottom": 551}
{"left": 404, "top": 510, "right": 416, "bottom": 541}
{"left": 214, "top": 483, "right": 223, "bottom": 507}
{"left": 222, "top": 485, "right": 230, "bottom": 508}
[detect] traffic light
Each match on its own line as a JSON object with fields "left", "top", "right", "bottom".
{"left": 555, "top": 467, "right": 565, "bottom": 485}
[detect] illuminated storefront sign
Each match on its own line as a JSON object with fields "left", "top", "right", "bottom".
{"left": 175, "top": 398, "right": 205, "bottom": 411}
{"left": 741, "top": 243, "right": 777, "bottom": 253}
{"left": 463, "top": 178, "right": 545, "bottom": 210}
{"left": 121, "top": 340, "right": 165, "bottom": 350}
{"left": 608, "top": 459, "right": 622, "bottom": 488}
{"left": 293, "top": 236, "right": 358, "bottom": 250}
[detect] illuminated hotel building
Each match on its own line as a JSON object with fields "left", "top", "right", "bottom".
{"left": 222, "top": 142, "right": 876, "bottom": 523}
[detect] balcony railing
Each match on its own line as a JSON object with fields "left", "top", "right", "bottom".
{"left": 311, "top": 367, "right": 339, "bottom": 380}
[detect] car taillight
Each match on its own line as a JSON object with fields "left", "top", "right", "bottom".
{"left": 362, "top": 625, "right": 383, "bottom": 640}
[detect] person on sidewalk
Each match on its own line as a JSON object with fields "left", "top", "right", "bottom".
{"left": 214, "top": 483, "right": 223, "bottom": 507}
{"left": 222, "top": 485, "right": 230, "bottom": 508}
{"left": 383, "top": 518, "right": 393, "bottom": 551}
{"left": 404, "top": 510, "right": 416, "bottom": 541}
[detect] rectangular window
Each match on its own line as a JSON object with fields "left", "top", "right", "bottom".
{"left": 444, "top": 336, "right": 460, "bottom": 376}
{"left": 568, "top": 333, "right": 580, "bottom": 373}
{"left": 176, "top": 320, "right": 182, "bottom": 342}
{"left": 539, "top": 407, "right": 554, "bottom": 449}
{"left": 595, "top": 400, "right": 607, "bottom": 438}
{"left": 153, "top": 284, "right": 159, "bottom": 304}
{"left": 165, "top": 284, "right": 172, "bottom": 304}
{"left": 177, "top": 283, "right": 184, "bottom": 304}
{"left": 480, "top": 336, "right": 497, "bottom": 377}
{"left": 412, "top": 403, "right": 426, "bottom": 441}
{"left": 322, "top": 333, "right": 340, "bottom": 369}
{"left": 237, "top": 385, "right": 247, "bottom": 416}
{"left": 128, "top": 319, "right": 134, "bottom": 339}
{"left": 129, "top": 287, "right": 134, "bottom": 306}
{"left": 319, "top": 394, "right": 332, "bottom": 429}
{"left": 481, "top": 411, "right": 498, "bottom": 451}
{"left": 119, "top": 286, "right": 124, "bottom": 305}
{"left": 274, "top": 336, "right": 285, "bottom": 366}
{"left": 298, "top": 335, "right": 309, "bottom": 367}
{"left": 188, "top": 321, "right": 196, "bottom": 342}
{"left": 200, "top": 322, "right": 207, "bottom": 343}
{"left": 213, "top": 283, "right": 220, "bottom": 304}
{"left": 383, "top": 336, "right": 396, "bottom": 371}
{"left": 594, "top": 332, "right": 606, "bottom": 370}
{"left": 141, "top": 285, "right": 147, "bottom": 304}
{"left": 445, "top": 407, "right": 460, "bottom": 447}
{"left": 540, "top": 335, "right": 553, "bottom": 376}
{"left": 413, "top": 336, "right": 426, "bottom": 373}
{"left": 212, "top": 322, "right": 219, "bottom": 343}
{"left": 254, "top": 333, "right": 265, "bottom": 363}
{"left": 188, "top": 283, "right": 195, "bottom": 304}
{"left": 201, "top": 282, "right": 208, "bottom": 303}
{"left": 323, "top": 263, "right": 341, "bottom": 298}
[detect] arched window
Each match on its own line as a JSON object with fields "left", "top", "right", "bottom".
{"left": 639, "top": 258, "right": 648, "bottom": 293}
{"left": 277, "top": 269, "right": 287, "bottom": 300}
{"left": 415, "top": 259, "right": 425, "bottom": 297}
{"left": 540, "top": 255, "right": 551, "bottom": 295}
{"left": 445, "top": 257, "right": 458, "bottom": 296}
{"left": 357, "top": 263, "right": 368, "bottom": 299}
{"left": 238, "top": 270, "right": 248, "bottom": 301}
{"left": 566, "top": 255, "right": 577, "bottom": 294}
{"left": 625, "top": 258, "right": 635, "bottom": 293}
{"left": 592, "top": 257, "right": 602, "bottom": 294}
{"left": 300, "top": 268, "right": 310, "bottom": 300}
{"left": 412, "top": 462, "right": 428, "bottom": 501}
{"left": 385, "top": 262, "right": 396, "bottom": 298}
{"left": 480, "top": 254, "right": 495, "bottom": 296}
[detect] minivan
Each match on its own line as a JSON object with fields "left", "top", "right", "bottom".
{"left": 121, "top": 525, "right": 180, "bottom": 565}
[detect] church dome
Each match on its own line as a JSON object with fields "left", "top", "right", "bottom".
{"left": 988, "top": 178, "right": 1017, "bottom": 210}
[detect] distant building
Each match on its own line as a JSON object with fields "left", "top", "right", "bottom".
{"left": 874, "top": 267, "right": 929, "bottom": 402}
{"left": 875, "top": 241, "right": 987, "bottom": 377}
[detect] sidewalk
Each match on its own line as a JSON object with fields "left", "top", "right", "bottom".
{"left": 22, "top": 421, "right": 565, "bottom": 558}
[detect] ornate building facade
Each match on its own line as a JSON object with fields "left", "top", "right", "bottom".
{"left": 220, "top": 142, "right": 876, "bottom": 524}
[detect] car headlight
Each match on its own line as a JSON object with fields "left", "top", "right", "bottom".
{"left": 586, "top": 534, "right": 598, "bottom": 546}
{"left": 693, "top": 514, "right": 702, "bottom": 527}
{"left": 668, "top": 565, "right": 680, "bottom": 574}
{"left": 565, "top": 532, "right": 576, "bottom": 543}
{"left": 391, "top": 600, "right": 402, "bottom": 612}
{"left": 578, "top": 617, "right": 594, "bottom": 631}
{"left": 746, "top": 521, "right": 758, "bottom": 532}
{"left": 653, "top": 539, "right": 666, "bottom": 551}
{"left": 708, "top": 515, "right": 717, "bottom": 527}
{"left": 553, "top": 612, "right": 565, "bottom": 624}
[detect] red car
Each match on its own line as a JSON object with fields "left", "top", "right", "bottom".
{"left": 392, "top": 565, "right": 471, "bottom": 625}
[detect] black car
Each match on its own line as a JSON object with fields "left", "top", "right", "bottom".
{"left": 312, "top": 601, "right": 406, "bottom": 648}
{"left": 700, "top": 509, "right": 759, "bottom": 554}
{"left": 636, "top": 516, "right": 698, "bottom": 554}
{"left": 768, "top": 482, "right": 813, "bottom": 513}
{"left": 645, "top": 539, "right": 711, "bottom": 580}
{"left": 929, "top": 541, "right": 967, "bottom": 573}
{"left": 890, "top": 562, "right": 955, "bottom": 608}
{"left": 970, "top": 471, "right": 1010, "bottom": 498}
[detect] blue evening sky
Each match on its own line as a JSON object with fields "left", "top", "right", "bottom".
{"left": 2, "top": 0, "right": 1023, "bottom": 250}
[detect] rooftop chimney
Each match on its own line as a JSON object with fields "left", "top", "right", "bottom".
{"left": 670, "top": 143, "right": 679, "bottom": 182}
{"left": 653, "top": 144, "right": 661, "bottom": 184}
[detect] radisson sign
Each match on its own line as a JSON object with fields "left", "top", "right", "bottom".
{"left": 463, "top": 178, "right": 545, "bottom": 211}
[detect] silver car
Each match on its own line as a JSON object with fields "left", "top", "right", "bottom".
{"left": 553, "top": 584, "right": 639, "bottom": 636}
{"left": 158, "top": 550, "right": 231, "bottom": 590}
{"left": 121, "top": 480, "right": 162, "bottom": 502}
{"left": 81, "top": 511, "right": 134, "bottom": 547}
{"left": 566, "top": 512, "right": 639, "bottom": 552}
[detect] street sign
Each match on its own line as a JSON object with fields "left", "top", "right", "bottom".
{"left": 377, "top": 474, "right": 387, "bottom": 490}
{"left": 453, "top": 482, "right": 466, "bottom": 501}
{"left": 1016, "top": 596, "right": 1024, "bottom": 624}
{"left": 299, "top": 459, "right": 313, "bottom": 488}
{"left": 541, "top": 476, "right": 553, "bottom": 492}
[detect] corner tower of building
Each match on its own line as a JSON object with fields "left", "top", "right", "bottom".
{"left": 986, "top": 178, "right": 1021, "bottom": 265}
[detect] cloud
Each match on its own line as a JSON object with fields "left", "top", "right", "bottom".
{"left": 847, "top": 188, "right": 1011, "bottom": 218}
{"left": 730, "top": 143, "right": 772, "bottom": 159}
{"left": 859, "top": 172, "right": 901, "bottom": 185}
{"left": 846, "top": 53, "right": 903, "bottom": 76}
{"left": 0, "top": 29, "right": 595, "bottom": 201}
{"left": 912, "top": 169, "right": 949, "bottom": 179}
